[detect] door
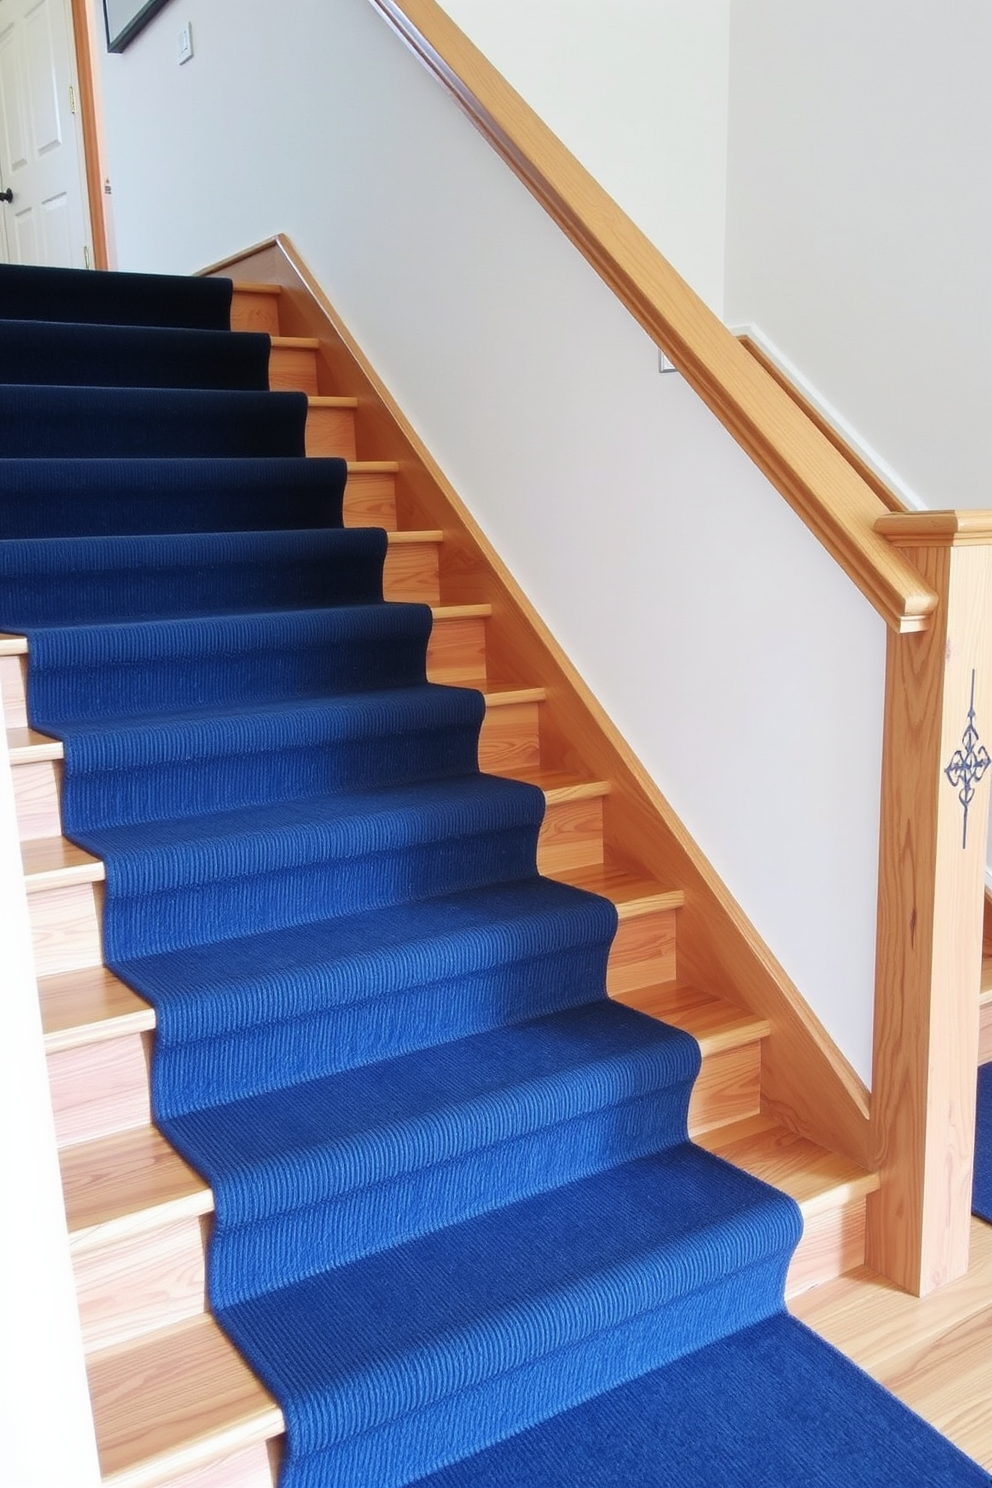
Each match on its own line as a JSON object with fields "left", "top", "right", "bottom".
{"left": 0, "top": 0, "right": 91, "bottom": 266}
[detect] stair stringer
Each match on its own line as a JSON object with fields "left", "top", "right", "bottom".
{"left": 206, "top": 234, "right": 871, "bottom": 1171}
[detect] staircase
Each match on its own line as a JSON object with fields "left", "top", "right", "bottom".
{"left": 2, "top": 276, "right": 882, "bottom": 1488}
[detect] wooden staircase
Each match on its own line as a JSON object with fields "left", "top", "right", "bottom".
{"left": 2, "top": 281, "right": 880, "bottom": 1488}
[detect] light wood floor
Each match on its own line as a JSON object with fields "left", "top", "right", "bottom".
{"left": 791, "top": 1215, "right": 992, "bottom": 1469}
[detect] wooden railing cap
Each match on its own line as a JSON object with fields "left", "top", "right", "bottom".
{"left": 876, "top": 511, "right": 992, "bottom": 547}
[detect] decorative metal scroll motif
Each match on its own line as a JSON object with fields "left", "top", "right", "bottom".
{"left": 944, "top": 670, "right": 990, "bottom": 849}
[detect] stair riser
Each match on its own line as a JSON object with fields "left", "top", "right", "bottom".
{"left": 305, "top": 404, "right": 356, "bottom": 460}
{"left": 268, "top": 346, "right": 318, "bottom": 397}
{"left": 1, "top": 654, "right": 27, "bottom": 728}
{"left": 606, "top": 909, "right": 677, "bottom": 995}
{"left": 50, "top": 1032, "right": 152, "bottom": 1149}
{"left": 31, "top": 880, "right": 103, "bottom": 978}
{"left": 231, "top": 289, "right": 281, "bottom": 336}
{"left": 343, "top": 470, "right": 396, "bottom": 529}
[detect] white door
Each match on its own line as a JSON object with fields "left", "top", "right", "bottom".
{"left": 0, "top": 0, "right": 91, "bottom": 267}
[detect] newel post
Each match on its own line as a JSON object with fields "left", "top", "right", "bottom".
{"left": 868, "top": 512, "right": 992, "bottom": 1295}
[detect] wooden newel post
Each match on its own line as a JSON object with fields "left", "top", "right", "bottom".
{"left": 868, "top": 512, "right": 992, "bottom": 1295}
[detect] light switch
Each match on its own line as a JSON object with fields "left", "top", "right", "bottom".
{"left": 177, "top": 24, "right": 193, "bottom": 65}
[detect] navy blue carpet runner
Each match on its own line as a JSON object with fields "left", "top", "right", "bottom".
{"left": 2, "top": 262, "right": 986, "bottom": 1487}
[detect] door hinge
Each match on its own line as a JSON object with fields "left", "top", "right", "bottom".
{"left": 69, "top": 84, "right": 76, "bottom": 115}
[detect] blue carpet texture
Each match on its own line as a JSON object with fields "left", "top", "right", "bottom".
{"left": 2, "top": 262, "right": 986, "bottom": 1488}
{"left": 976, "top": 1062, "right": 992, "bottom": 1225}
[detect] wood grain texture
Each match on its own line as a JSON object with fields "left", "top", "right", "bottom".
{"left": 73, "top": 1215, "right": 208, "bottom": 1354}
{"left": 686, "top": 1043, "right": 760, "bottom": 1135}
{"left": 869, "top": 527, "right": 992, "bottom": 1293}
{"left": 382, "top": 532, "right": 441, "bottom": 603}
{"left": 48, "top": 1033, "right": 151, "bottom": 1149}
{"left": 1, "top": 652, "right": 28, "bottom": 726}
{"left": 304, "top": 399, "right": 357, "bottom": 459}
{"left": 343, "top": 464, "right": 398, "bottom": 529}
{"left": 783, "top": 1200, "right": 867, "bottom": 1299}
{"left": 477, "top": 695, "right": 542, "bottom": 774}
{"left": 61, "top": 1126, "right": 209, "bottom": 1251}
{"left": 29, "top": 879, "right": 103, "bottom": 976}
{"left": 205, "top": 235, "right": 874, "bottom": 1171}
{"left": 21, "top": 833, "right": 103, "bottom": 891}
{"left": 365, "top": 0, "right": 935, "bottom": 634}
{"left": 267, "top": 344, "right": 318, "bottom": 396}
{"left": 980, "top": 965, "right": 992, "bottom": 1064}
{"left": 40, "top": 965, "right": 154, "bottom": 1053}
{"left": 230, "top": 287, "right": 281, "bottom": 336}
{"left": 11, "top": 755, "right": 62, "bottom": 839}
{"left": 792, "top": 1218, "right": 992, "bottom": 1468}
{"left": 159, "top": 1442, "right": 280, "bottom": 1488}
{"left": 89, "top": 1314, "right": 281, "bottom": 1487}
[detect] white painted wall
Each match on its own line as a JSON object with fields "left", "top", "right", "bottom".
{"left": 438, "top": 0, "right": 730, "bottom": 317}
{"left": 725, "top": 0, "right": 992, "bottom": 515}
{"left": 0, "top": 746, "right": 101, "bottom": 1487}
{"left": 91, "top": 0, "right": 884, "bottom": 1084}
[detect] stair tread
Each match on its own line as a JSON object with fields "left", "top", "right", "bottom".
{"left": 497, "top": 765, "right": 608, "bottom": 801}
{"left": 40, "top": 965, "right": 152, "bottom": 1051}
{"left": 6, "top": 724, "right": 61, "bottom": 761}
{"left": 697, "top": 1114, "right": 879, "bottom": 1214}
{"left": 307, "top": 395, "right": 357, "bottom": 409}
{"left": 552, "top": 860, "right": 685, "bottom": 916}
{"left": 89, "top": 1313, "right": 282, "bottom": 1487}
{"left": 21, "top": 833, "right": 103, "bottom": 889}
{"left": 615, "top": 981, "right": 770, "bottom": 1054}
{"left": 231, "top": 282, "right": 281, "bottom": 296}
{"left": 980, "top": 955, "right": 992, "bottom": 1000}
{"left": 61, "top": 1125, "right": 209, "bottom": 1246}
{"left": 270, "top": 336, "right": 318, "bottom": 350}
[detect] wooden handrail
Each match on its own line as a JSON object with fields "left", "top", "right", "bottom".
{"left": 369, "top": 0, "right": 936, "bottom": 634}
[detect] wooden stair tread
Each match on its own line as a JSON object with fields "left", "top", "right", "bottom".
{"left": 6, "top": 724, "right": 61, "bottom": 761}
{"left": 40, "top": 966, "right": 152, "bottom": 1052}
{"left": 552, "top": 860, "right": 684, "bottom": 917}
{"left": 697, "top": 1114, "right": 879, "bottom": 1215}
{"left": 231, "top": 282, "right": 281, "bottom": 297}
{"left": 270, "top": 335, "right": 318, "bottom": 351}
{"left": 61, "top": 1126, "right": 209, "bottom": 1249}
{"left": 21, "top": 833, "right": 103, "bottom": 890}
{"left": 307, "top": 395, "right": 357, "bottom": 409}
{"left": 615, "top": 981, "right": 770, "bottom": 1055}
{"left": 496, "top": 765, "right": 608, "bottom": 803}
{"left": 89, "top": 1313, "right": 281, "bottom": 1488}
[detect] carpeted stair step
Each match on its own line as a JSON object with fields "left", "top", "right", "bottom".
{"left": 0, "top": 260, "right": 235, "bottom": 329}
{"left": 20, "top": 605, "right": 437, "bottom": 723}
{"left": 67, "top": 1106, "right": 871, "bottom": 1383}
{"left": 167, "top": 1000, "right": 700, "bottom": 1295}
{"left": 0, "top": 384, "right": 310, "bottom": 458}
{"left": 213, "top": 1147, "right": 800, "bottom": 1488}
{"left": 0, "top": 318, "right": 273, "bottom": 390}
{"left": 6, "top": 685, "right": 535, "bottom": 841}
{"left": 35, "top": 866, "right": 676, "bottom": 1059}
{"left": 0, "top": 457, "right": 348, "bottom": 538}
{"left": 0, "top": 528, "right": 395, "bottom": 626}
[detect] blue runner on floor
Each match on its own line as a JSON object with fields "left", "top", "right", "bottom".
{"left": 2, "top": 261, "right": 986, "bottom": 1488}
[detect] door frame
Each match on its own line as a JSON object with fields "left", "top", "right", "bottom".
{"left": 68, "top": 0, "right": 109, "bottom": 267}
